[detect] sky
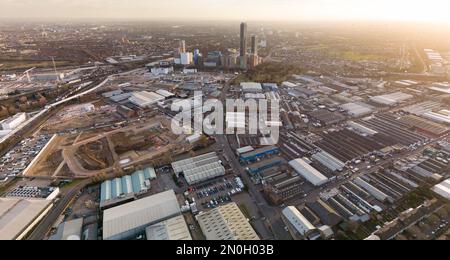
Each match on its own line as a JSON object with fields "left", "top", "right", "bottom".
{"left": 0, "top": 0, "right": 449, "bottom": 24}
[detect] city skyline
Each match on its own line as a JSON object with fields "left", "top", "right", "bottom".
{"left": 0, "top": 0, "right": 449, "bottom": 24}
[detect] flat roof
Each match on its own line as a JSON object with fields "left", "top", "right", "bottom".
{"left": 0, "top": 198, "right": 53, "bottom": 240}
{"left": 103, "top": 190, "right": 180, "bottom": 240}
{"left": 145, "top": 215, "right": 192, "bottom": 240}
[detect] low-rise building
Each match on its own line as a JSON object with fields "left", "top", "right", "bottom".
{"left": 196, "top": 203, "right": 259, "bottom": 240}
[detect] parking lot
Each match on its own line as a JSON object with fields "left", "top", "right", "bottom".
{"left": 187, "top": 176, "right": 245, "bottom": 211}
{"left": 0, "top": 134, "right": 51, "bottom": 179}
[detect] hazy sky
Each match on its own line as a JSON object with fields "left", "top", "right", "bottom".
{"left": 0, "top": 0, "right": 449, "bottom": 23}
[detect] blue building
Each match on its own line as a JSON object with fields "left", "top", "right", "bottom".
{"left": 262, "top": 83, "right": 279, "bottom": 92}
{"left": 240, "top": 146, "right": 280, "bottom": 162}
{"left": 100, "top": 167, "right": 157, "bottom": 203}
{"left": 247, "top": 157, "right": 286, "bottom": 175}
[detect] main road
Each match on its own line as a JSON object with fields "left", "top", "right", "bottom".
{"left": 27, "top": 179, "right": 92, "bottom": 240}
{"left": 215, "top": 76, "right": 290, "bottom": 240}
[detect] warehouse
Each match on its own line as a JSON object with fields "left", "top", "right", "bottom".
{"left": 308, "top": 109, "right": 345, "bottom": 126}
{"left": 240, "top": 146, "right": 280, "bottom": 162}
{"left": 155, "top": 89, "right": 175, "bottom": 98}
{"left": 236, "top": 146, "right": 254, "bottom": 155}
{"left": 432, "top": 179, "right": 450, "bottom": 200}
{"left": 340, "top": 102, "right": 373, "bottom": 117}
{"left": 145, "top": 215, "right": 192, "bottom": 240}
{"left": 196, "top": 203, "right": 259, "bottom": 240}
{"left": 354, "top": 177, "right": 391, "bottom": 202}
{"left": 282, "top": 206, "right": 316, "bottom": 238}
{"left": 49, "top": 218, "right": 84, "bottom": 240}
{"left": 369, "top": 92, "right": 413, "bottom": 106}
{"left": 423, "top": 110, "right": 450, "bottom": 124}
{"left": 347, "top": 121, "right": 378, "bottom": 136}
{"left": 100, "top": 167, "right": 156, "bottom": 209}
{"left": 312, "top": 151, "right": 346, "bottom": 172}
{"left": 264, "top": 174, "right": 305, "bottom": 205}
{"left": 358, "top": 114, "right": 427, "bottom": 146}
{"left": 128, "top": 91, "right": 166, "bottom": 108}
{"left": 172, "top": 152, "right": 225, "bottom": 185}
{"left": 240, "top": 82, "right": 263, "bottom": 93}
{"left": 289, "top": 158, "right": 329, "bottom": 186}
{"left": 110, "top": 93, "right": 132, "bottom": 103}
{"left": 1, "top": 113, "right": 27, "bottom": 130}
{"left": 246, "top": 156, "right": 286, "bottom": 175}
{"left": 262, "top": 83, "right": 279, "bottom": 91}
{"left": 316, "top": 129, "right": 390, "bottom": 163}
{"left": 103, "top": 190, "right": 181, "bottom": 240}
{"left": 306, "top": 199, "right": 343, "bottom": 226}
{"left": 0, "top": 197, "right": 53, "bottom": 240}
{"left": 399, "top": 115, "right": 448, "bottom": 137}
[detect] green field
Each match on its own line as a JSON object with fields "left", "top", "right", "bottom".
{"left": 331, "top": 51, "right": 384, "bottom": 61}
{"left": 0, "top": 59, "right": 73, "bottom": 71}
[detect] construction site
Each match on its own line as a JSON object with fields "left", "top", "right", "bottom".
{"left": 23, "top": 115, "right": 190, "bottom": 179}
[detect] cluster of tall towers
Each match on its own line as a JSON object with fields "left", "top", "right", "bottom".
{"left": 240, "top": 22, "right": 260, "bottom": 69}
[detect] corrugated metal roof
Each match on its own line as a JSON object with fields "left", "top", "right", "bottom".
{"left": 103, "top": 190, "right": 180, "bottom": 240}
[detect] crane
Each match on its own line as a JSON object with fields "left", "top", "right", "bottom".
{"left": 18, "top": 67, "right": 37, "bottom": 82}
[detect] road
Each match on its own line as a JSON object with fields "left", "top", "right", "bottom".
{"left": 27, "top": 179, "right": 92, "bottom": 240}
{"left": 216, "top": 77, "right": 290, "bottom": 240}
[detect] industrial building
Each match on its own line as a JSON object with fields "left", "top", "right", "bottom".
{"left": 264, "top": 173, "right": 305, "bottom": 205}
{"left": 347, "top": 121, "right": 378, "bottom": 136}
{"left": 422, "top": 110, "right": 450, "bottom": 124}
{"left": 236, "top": 146, "right": 254, "bottom": 155}
{"left": 240, "top": 146, "right": 280, "bottom": 162}
{"left": 354, "top": 177, "right": 391, "bottom": 202}
{"left": 282, "top": 206, "right": 316, "bottom": 238}
{"left": 262, "top": 83, "right": 279, "bottom": 91}
{"left": 369, "top": 92, "right": 413, "bottom": 106}
{"left": 100, "top": 167, "right": 156, "bottom": 209}
{"left": 340, "top": 102, "right": 373, "bottom": 117}
{"left": 128, "top": 91, "right": 166, "bottom": 108}
{"left": 246, "top": 156, "right": 286, "bottom": 175}
{"left": 196, "top": 202, "right": 259, "bottom": 240}
{"left": 145, "top": 215, "right": 192, "bottom": 240}
{"left": 240, "top": 82, "right": 263, "bottom": 93}
{"left": 289, "top": 158, "right": 329, "bottom": 186}
{"left": 0, "top": 197, "right": 54, "bottom": 240}
{"left": 49, "top": 218, "right": 84, "bottom": 240}
{"left": 399, "top": 115, "right": 448, "bottom": 137}
{"left": 432, "top": 179, "right": 450, "bottom": 200}
{"left": 308, "top": 109, "right": 345, "bottom": 126}
{"left": 1, "top": 112, "right": 27, "bottom": 130}
{"left": 306, "top": 199, "right": 343, "bottom": 227}
{"left": 102, "top": 190, "right": 181, "bottom": 240}
{"left": 155, "top": 89, "right": 175, "bottom": 98}
{"left": 312, "top": 151, "right": 345, "bottom": 172}
{"left": 171, "top": 152, "right": 225, "bottom": 185}
{"left": 357, "top": 114, "right": 427, "bottom": 146}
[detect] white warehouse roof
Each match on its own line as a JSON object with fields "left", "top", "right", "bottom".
{"left": 172, "top": 152, "right": 225, "bottom": 185}
{"left": 145, "top": 215, "right": 192, "bottom": 240}
{"left": 289, "top": 158, "right": 329, "bottom": 186}
{"left": 0, "top": 198, "right": 53, "bottom": 240}
{"left": 129, "top": 91, "right": 165, "bottom": 108}
{"left": 240, "top": 82, "right": 262, "bottom": 92}
{"left": 103, "top": 190, "right": 180, "bottom": 240}
{"left": 312, "top": 151, "right": 345, "bottom": 172}
{"left": 432, "top": 179, "right": 450, "bottom": 200}
{"left": 340, "top": 103, "right": 373, "bottom": 117}
{"left": 369, "top": 92, "right": 413, "bottom": 106}
{"left": 282, "top": 206, "right": 315, "bottom": 236}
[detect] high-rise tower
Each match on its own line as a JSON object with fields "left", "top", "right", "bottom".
{"left": 240, "top": 22, "right": 248, "bottom": 57}
{"left": 251, "top": 35, "right": 257, "bottom": 55}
